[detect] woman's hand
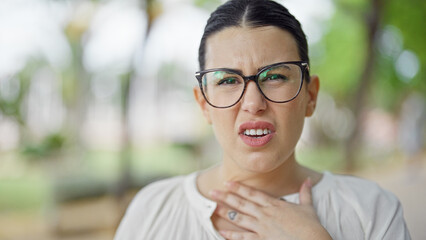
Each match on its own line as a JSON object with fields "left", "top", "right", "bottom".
{"left": 209, "top": 178, "right": 332, "bottom": 240}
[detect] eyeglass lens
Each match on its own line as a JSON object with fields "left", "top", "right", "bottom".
{"left": 201, "top": 63, "right": 302, "bottom": 108}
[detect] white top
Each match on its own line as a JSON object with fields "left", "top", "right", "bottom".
{"left": 114, "top": 171, "right": 411, "bottom": 240}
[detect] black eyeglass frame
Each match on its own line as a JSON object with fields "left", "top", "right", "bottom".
{"left": 195, "top": 61, "right": 310, "bottom": 108}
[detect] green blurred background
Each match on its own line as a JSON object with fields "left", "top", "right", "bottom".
{"left": 0, "top": 0, "right": 425, "bottom": 239}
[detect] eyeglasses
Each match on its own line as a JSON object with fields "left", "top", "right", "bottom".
{"left": 195, "top": 61, "right": 309, "bottom": 108}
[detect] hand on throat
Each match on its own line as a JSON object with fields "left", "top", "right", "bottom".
{"left": 204, "top": 153, "right": 308, "bottom": 199}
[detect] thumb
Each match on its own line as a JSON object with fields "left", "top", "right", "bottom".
{"left": 299, "top": 177, "right": 313, "bottom": 205}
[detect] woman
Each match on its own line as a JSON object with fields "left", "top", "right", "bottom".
{"left": 114, "top": 0, "right": 411, "bottom": 239}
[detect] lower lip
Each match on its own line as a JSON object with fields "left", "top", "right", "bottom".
{"left": 239, "top": 133, "right": 274, "bottom": 147}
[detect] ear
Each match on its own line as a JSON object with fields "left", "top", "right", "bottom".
{"left": 305, "top": 75, "right": 320, "bottom": 117}
{"left": 193, "top": 86, "right": 212, "bottom": 124}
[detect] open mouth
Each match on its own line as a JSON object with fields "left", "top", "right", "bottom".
{"left": 239, "top": 121, "right": 275, "bottom": 147}
{"left": 243, "top": 129, "right": 272, "bottom": 138}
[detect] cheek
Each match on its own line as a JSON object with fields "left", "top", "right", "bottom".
{"left": 287, "top": 88, "right": 309, "bottom": 121}
{"left": 275, "top": 100, "right": 306, "bottom": 143}
{"left": 209, "top": 108, "right": 237, "bottom": 143}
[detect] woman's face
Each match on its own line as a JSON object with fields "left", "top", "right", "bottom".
{"left": 194, "top": 26, "right": 319, "bottom": 174}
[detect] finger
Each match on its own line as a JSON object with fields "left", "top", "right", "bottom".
{"left": 299, "top": 177, "right": 313, "bottom": 205}
{"left": 225, "top": 181, "right": 275, "bottom": 207}
{"left": 210, "top": 190, "right": 262, "bottom": 218}
{"left": 215, "top": 204, "right": 258, "bottom": 231}
{"left": 219, "top": 230, "right": 258, "bottom": 240}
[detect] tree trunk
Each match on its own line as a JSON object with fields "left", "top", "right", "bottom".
{"left": 344, "top": 0, "right": 383, "bottom": 172}
{"left": 115, "top": 0, "right": 159, "bottom": 201}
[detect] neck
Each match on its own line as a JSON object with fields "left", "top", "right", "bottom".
{"left": 215, "top": 152, "right": 306, "bottom": 198}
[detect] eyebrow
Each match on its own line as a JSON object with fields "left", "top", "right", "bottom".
{"left": 206, "top": 61, "right": 292, "bottom": 74}
{"left": 258, "top": 62, "right": 290, "bottom": 71}
{"left": 257, "top": 64, "right": 270, "bottom": 71}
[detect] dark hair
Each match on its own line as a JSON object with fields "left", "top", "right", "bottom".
{"left": 198, "top": 0, "right": 309, "bottom": 79}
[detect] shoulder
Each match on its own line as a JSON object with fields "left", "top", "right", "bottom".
{"left": 317, "top": 172, "right": 410, "bottom": 239}
{"left": 320, "top": 172, "right": 400, "bottom": 216}
{"left": 138, "top": 175, "right": 186, "bottom": 195}
{"left": 127, "top": 175, "right": 187, "bottom": 212}
{"left": 325, "top": 172, "right": 399, "bottom": 209}
{"left": 328, "top": 173, "right": 392, "bottom": 195}
{"left": 114, "top": 174, "right": 191, "bottom": 239}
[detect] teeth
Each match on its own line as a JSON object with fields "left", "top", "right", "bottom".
{"left": 243, "top": 128, "right": 272, "bottom": 136}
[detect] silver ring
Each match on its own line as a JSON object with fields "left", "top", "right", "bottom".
{"left": 228, "top": 210, "right": 237, "bottom": 221}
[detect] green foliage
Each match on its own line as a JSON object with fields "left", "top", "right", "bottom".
{"left": 384, "top": 0, "right": 426, "bottom": 65}
{"left": 312, "top": 9, "right": 366, "bottom": 102}
{"left": 0, "top": 60, "right": 38, "bottom": 125}
{"left": 372, "top": 59, "right": 403, "bottom": 111}
{"left": 383, "top": 0, "right": 426, "bottom": 89}
{"left": 334, "top": 0, "right": 369, "bottom": 11}
{"left": 370, "top": 0, "right": 426, "bottom": 111}
{"left": 312, "top": 0, "right": 425, "bottom": 111}
{"left": 193, "top": 0, "right": 221, "bottom": 11}
{"left": 21, "top": 133, "right": 66, "bottom": 160}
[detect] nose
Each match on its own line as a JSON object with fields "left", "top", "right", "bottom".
{"left": 241, "top": 81, "right": 267, "bottom": 114}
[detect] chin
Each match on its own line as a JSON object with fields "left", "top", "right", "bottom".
{"left": 236, "top": 152, "right": 284, "bottom": 173}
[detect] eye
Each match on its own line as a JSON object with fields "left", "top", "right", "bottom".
{"left": 262, "top": 74, "right": 288, "bottom": 81}
{"left": 217, "top": 77, "right": 239, "bottom": 85}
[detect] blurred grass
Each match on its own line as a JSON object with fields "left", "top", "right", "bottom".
{"left": 0, "top": 143, "right": 197, "bottom": 211}
{"left": 0, "top": 175, "right": 50, "bottom": 211}
{"left": 133, "top": 144, "right": 197, "bottom": 176}
{"left": 0, "top": 144, "right": 404, "bottom": 211}
{"left": 298, "top": 146, "right": 346, "bottom": 173}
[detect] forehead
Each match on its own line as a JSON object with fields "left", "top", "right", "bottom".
{"left": 204, "top": 26, "right": 300, "bottom": 72}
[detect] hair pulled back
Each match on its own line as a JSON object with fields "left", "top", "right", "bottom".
{"left": 198, "top": 0, "right": 309, "bottom": 75}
